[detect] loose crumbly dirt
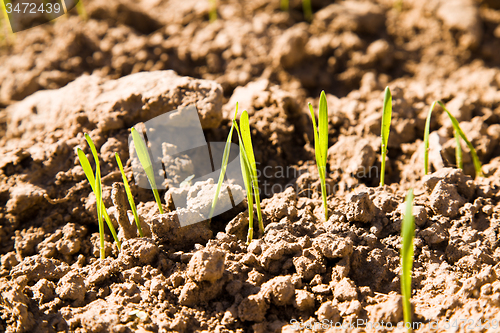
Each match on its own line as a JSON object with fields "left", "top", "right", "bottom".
{"left": 1, "top": 0, "right": 500, "bottom": 332}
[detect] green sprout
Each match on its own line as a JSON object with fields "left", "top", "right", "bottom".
{"left": 209, "top": 104, "right": 239, "bottom": 221}
{"left": 380, "top": 86, "right": 392, "bottom": 186}
{"left": 423, "top": 101, "right": 483, "bottom": 177}
{"left": 77, "top": 134, "right": 121, "bottom": 258}
{"left": 235, "top": 110, "right": 263, "bottom": 242}
{"left": 209, "top": 0, "right": 217, "bottom": 22}
{"left": 115, "top": 153, "right": 143, "bottom": 238}
{"left": 131, "top": 128, "right": 164, "bottom": 215}
{"left": 76, "top": 0, "right": 88, "bottom": 21}
{"left": 400, "top": 188, "right": 414, "bottom": 333}
{"left": 280, "top": 0, "right": 313, "bottom": 21}
{"left": 210, "top": 105, "right": 263, "bottom": 242}
{"left": 308, "top": 91, "right": 329, "bottom": 221}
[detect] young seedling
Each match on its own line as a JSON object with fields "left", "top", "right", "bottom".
{"left": 115, "top": 153, "right": 143, "bottom": 237}
{"left": 308, "top": 91, "right": 329, "bottom": 221}
{"left": 209, "top": 104, "right": 239, "bottom": 221}
{"left": 400, "top": 188, "right": 415, "bottom": 333}
{"left": 209, "top": 0, "right": 217, "bottom": 22}
{"left": 77, "top": 134, "right": 121, "bottom": 258}
{"left": 280, "top": 0, "right": 313, "bottom": 21}
{"left": 76, "top": 0, "right": 88, "bottom": 21}
{"left": 237, "top": 110, "right": 263, "bottom": 241}
{"left": 423, "top": 101, "right": 483, "bottom": 177}
{"left": 380, "top": 86, "right": 392, "bottom": 186}
{"left": 131, "top": 127, "right": 164, "bottom": 215}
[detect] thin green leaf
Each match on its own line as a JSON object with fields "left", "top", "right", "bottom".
{"left": 380, "top": 87, "right": 392, "bottom": 186}
{"left": 423, "top": 101, "right": 437, "bottom": 175}
{"left": 438, "top": 101, "right": 484, "bottom": 177}
{"left": 280, "top": 0, "right": 288, "bottom": 11}
{"left": 235, "top": 122, "right": 254, "bottom": 243}
{"left": 77, "top": 148, "right": 96, "bottom": 189}
{"left": 309, "top": 99, "right": 329, "bottom": 221}
{"left": 84, "top": 134, "right": 121, "bottom": 251}
{"left": 209, "top": 104, "right": 239, "bottom": 221}
{"left": 454, "top": 130, "right": 463, "bottom": 169}
{"left": 401, "top": 188, "right": 414, "bottom": 331}
{"left": 115, "top": 153, "right": 143, "bottom": 237}
{"left": 95, "top": 156, "right": 105, "bottom": 259}
{"left": 302, "top": 0, "right": 312, "bottom": 21}
{"left": 131, "top": 127, "right": 164, "bottom": 214}
{"left": 319, "top": 91, "right": 328, "bottom": 167}
{"left": 240, "top": 110, "right": 263, "bottom": 233}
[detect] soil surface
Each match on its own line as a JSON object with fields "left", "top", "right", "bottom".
{"left": 2, "top": 0, "right": 500, "bottom": 332}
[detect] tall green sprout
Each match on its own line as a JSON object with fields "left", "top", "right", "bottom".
{"left": 308, "top": 91, "right": 329, "bottom": 221}
{"left": 131, "top": 128, "right": 164, "bottom": 215}
{"left": 380, "top": 87, "right": 392, "bottom": 186}
{"left": 237, "top": 110, "right": 263, "bottom": 240}
{"left": 115, "top": 153, "right": 143, "bottom": 237}
{"left": 210, "top": 106, "right": 263, "bottom": 242}
{"left": 77, "top": 134, "right": 121, "bottom": 258}
{"left": 401, "top": 188, "right": 414, "bottom": 333}
{"left": 423, "top": 101, "right": 483, "bottom": 177}
{"left": 209, "top": 104, "right": 239, "bottom": 221}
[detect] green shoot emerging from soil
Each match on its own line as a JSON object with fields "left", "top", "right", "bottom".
{"left": 380, "top": 86, "right": 392, "bottom": 186}
{"left": 423, "top": 101, "right": 483, "bottom": 177}
{"left": 209, "top": 0, "right": 217, "bottom": 22}
{"left": 77, "top": 134, "right": 121, "bottom": 258}
{"left": 280, "top": 0, "right": 313, "bottom": 21}
{"left": 401, "top": 188, "right": 414, "bottom": 332}
{"left": 308, "top": 91, "right": 329, "bottom": 221}
{"left": 232, "top": 110, "right": 263, "bottom": 242}
{"left": 115, "top": 153, "right": 143, "bottom": 237}
{"left": 131, "top": 127, "right": 164, "bottom": 215}
{"left": 209, "top": 104, "right": 239, "bottom": 221}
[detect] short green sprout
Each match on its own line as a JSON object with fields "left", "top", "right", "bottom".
{"left": 308, "top": 91, "right": 329, "bottom": 221}
{"left": 115, "top": 153, "right": 143, "bottom": 238}
{"left": 401, "top": 188, "right": 415, "bottom": 333}
{"left": 77, "top": 134, "right": 121, "bottom": 259}
{"left": 131, "top": 127, "right": 164, "bottom": 215}
{"left": 280, "top": 0, "right": 313, "bottom": 21}
{"left": 423, "top": 101, "right": 483, "bottom": 177}
{"left": 209, "top": 0, "right": 217, "bottom": 22}
{"left": 380, "top": 86, "right": 392, "bottom": 186}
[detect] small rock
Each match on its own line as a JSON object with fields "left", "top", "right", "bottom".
{"left": 187, "top": 248, "right": 225, "bottom": 283}
{"left": 260, "top": 275, "right": 295, "bottom": 306}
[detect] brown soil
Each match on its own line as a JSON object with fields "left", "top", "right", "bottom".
{"left": 1, "top": 0, "right": 500, "bottom": 332}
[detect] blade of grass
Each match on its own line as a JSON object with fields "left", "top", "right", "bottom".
{"left": 115, "top": 153, "right": 143, "bottom": 237}
{"left": 401, "top": 188, "right": 414, "bottom": 332}
{"left": 280, "top": 0, "right": 288, "bottom": 11}
{"left": 95, "top": 156, "right": 105, "bottom": 259}
{"left": 437, "top": 101, "right": 483, "bottom": 177}
{"left": 240, "top": 110, "right": 263, "bottom": 233}
{"left": 454, "top": 129, "right": 463, "bottom": 170}
{"left": 131, "top": 128, "right": 164, "bottom": 214}
{"left": 84, "top": 134, "right": 121, "bottom": 250}
{"left": 423, "top": 101, "right": 437, "bottom": 175}
{"left": 208, "top": 0, "right": 217, "bottom": 22}
{"left": 234, "top": 121, "right": 255, "bottom": 243}
{"left": 308, "top": 90, "right": 329, "bottom": 221}
{"left": 302, "top": 0, "right": 312, "bottom": 21}
{"left": 209, "top": 104, "right": 239, "bottom": 221}
{"left": 380, "top": 87, "right": 392, "bottom": 186}
{"left": 77, "top": 148, "right": 104, "bottom": 258}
